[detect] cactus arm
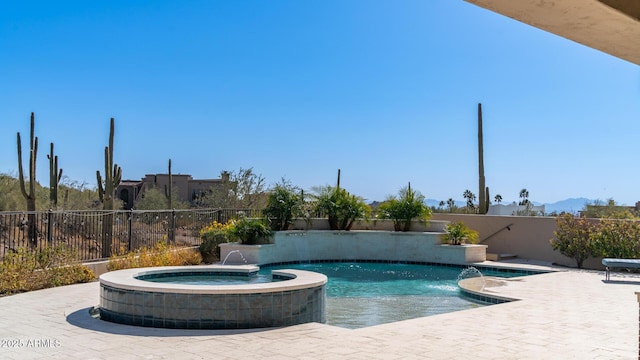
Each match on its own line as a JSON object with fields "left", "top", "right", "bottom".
{"left": 113, "top": 164, "right": 121, "bottom": 187}
{"left": 48, "top": 142, "right": 63, "bottom": 206}
{"left": 96, "top": 170, "right": 104, "bottom": 202}
{"left": 30, "top": 135, "right": 37, "bottom": 203}
{"left": 17, "top": 132, "right": 28, "bottom": 200}
{"left": 485, "top": 186, "right": 490, "bottom": 214}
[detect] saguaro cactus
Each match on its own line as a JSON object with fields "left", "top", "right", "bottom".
{"left": 48, "top": 142, "right": 63, "bottom": 208}
{"left": 478, "top": 103, "right": 489, "bottom": 215}
{"left": 96, "top": 118, "right": 122, "bottom": 257}
{"left": 17, "top": 112, "right": 39, "bottom": 246}
{"left": 164, "top": 159, "right": 175, "bottom": 242}
{"left": 164, "top": 159, "right": 173, "bottom": 210}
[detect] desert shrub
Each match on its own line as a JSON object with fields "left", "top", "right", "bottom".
{"left": 226, "top": 218, "right": 273, "bottom": 245}
{"left": 378, "top": 185, "right": 431, "bottom": 231}
{"left": 551, "top": 215, "right": 640, "bottom": 268}
{"left": 312, "top": 186, "right": 370, "bottom": 230}
{"left": 199, "top": 221, "right": 233, "bottom": 263}
{"left": 0, "top": 245, "right": 96, "bottom": 296}
{"left": 107, "top": 241, "right": 202, "bottom": 271}
{"left": 591, "top": 219, "right": 640, "bottom": 259}
{"left": 550, "top": 214, "right": 597, "bottom": 269}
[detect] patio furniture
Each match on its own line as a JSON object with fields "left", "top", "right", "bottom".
{"left": 602, "top": 258, "right": 640, "bottom": 281}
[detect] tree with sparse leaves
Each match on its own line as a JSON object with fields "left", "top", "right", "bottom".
{"left": 135, "top": 186, "right": 188, "bottom": 210}
{"left": 550, "top": 213, "right": 595, "bottom": 269}
{"left": 196, "top": 168, "right": 268, "bottom": 209}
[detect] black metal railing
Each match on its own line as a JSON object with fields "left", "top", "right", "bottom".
{"left": 0, "top": 208, "right": 262, "bottom": 262}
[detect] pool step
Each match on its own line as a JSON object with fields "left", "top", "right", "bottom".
{"left": 486, "top": 253, "right": 518, "bottom": 261}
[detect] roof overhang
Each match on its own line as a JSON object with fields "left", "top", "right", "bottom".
{"left": 464, "top": 0, "right": 640, "bottom": 65}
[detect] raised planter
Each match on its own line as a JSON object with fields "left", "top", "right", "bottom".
{"left": 219, "top": 230, "right": 487, "bottom": 265}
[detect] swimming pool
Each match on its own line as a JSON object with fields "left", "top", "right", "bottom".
{"left": 261, "top": 262, "right": 528, "bottom": 329}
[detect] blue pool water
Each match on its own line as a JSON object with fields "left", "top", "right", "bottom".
{"left": 261, "top": 262, "right": 526, "bottom": 329}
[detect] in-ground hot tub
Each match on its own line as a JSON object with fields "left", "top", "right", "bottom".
{"left": 98, "top": 265, "right": 327, "bottom": 329}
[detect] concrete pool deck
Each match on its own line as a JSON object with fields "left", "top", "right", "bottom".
{"left": 0, "top": 261, "right": 637, "bottom": 359}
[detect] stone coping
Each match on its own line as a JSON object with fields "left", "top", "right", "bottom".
{"left": 99, "top": 265, "right": 327, "bottom": 294}
{"left": 458, "top": 276, "right": 522, "bottom": 303}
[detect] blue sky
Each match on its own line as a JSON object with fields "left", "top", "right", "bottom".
{"left": 1, "top": 0, "right": 639, "bottom": 205}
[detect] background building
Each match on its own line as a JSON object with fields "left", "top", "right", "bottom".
{"left": 116, "top": 172, "right": 231, "bottom": 209}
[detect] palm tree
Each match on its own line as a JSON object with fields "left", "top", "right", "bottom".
{"left": 519, "top": 188, "right": 530, "bottom": 206}
{"left": 463, "top": 190, "right": 476, "bottom": 212}
{"left": 447, "top": 198, "right": 456, "bottom": 213}
{"left": 494, "top": 194, "right": 502, "bottom": 204}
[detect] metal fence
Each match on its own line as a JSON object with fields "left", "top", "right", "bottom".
{"left": 0, "top": 208, "right": 262, "bottom": 262}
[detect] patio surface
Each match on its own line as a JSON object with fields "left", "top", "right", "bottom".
{"left": 0, "top": 261, "right": 637, "bottom": 359}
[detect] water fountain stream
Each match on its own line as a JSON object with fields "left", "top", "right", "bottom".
{"left": 222, "top": 250, "right": 248, "bottom": 265}
{"left": 457, "top": 266, "right": 486, "bottom": 291}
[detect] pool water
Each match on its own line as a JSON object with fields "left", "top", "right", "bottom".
{"left": 261, "top": 262, "right": 524, "bottom": 329}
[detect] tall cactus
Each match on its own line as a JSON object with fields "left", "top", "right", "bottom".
{"left": 164, "top": 159, "right": 173, "bottom": 210}
{"left": 96, "top": 118, "right": 122, "bottom": 208}
{"left": 478, "top": 103, "right": 488, "bottom": 214}
{"left": 47, "top": 142, "right": 63, "bottom": 208}
{"left": 164, "top": 159, "right": 175, "bottom": 242}
{"left": 16, "top": 112, "right": 38, "bottom": 246}
{"left": 96, "top": 117, "right": 121, "bottom": 257}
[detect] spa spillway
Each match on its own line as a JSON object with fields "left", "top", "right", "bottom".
{"left": 98, "top": 265, "right": 327, "bottom": 329}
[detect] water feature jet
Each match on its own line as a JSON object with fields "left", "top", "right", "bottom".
{"left": 222, "top": 249, "right": 248, "bottom": 265}
{"left": 458, "top": 266, "right": 486, "bottom": 291}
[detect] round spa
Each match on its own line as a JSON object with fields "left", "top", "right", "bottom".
{"left": 98, "top": 265, "right": 327, "bottom": 329}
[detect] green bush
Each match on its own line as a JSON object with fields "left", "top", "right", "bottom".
{"left": 551, "top": 215, "right": 640, "bottom": 268}
{"left": 227, "top": 218, "right": 273, "bottom": 245}
{"left": 443, "top": 221, "right": 479, "bottom": 245}
{"left": 199, "top": 229, "right": 229, "bottom": 263}
{"left": 313, "top": 185, "right": 370, "bottom": 230}
{"left": 591, "top": 219, "right": 640, "bottom": 259}
{"left": 0, "top": 245, "right": 96, "bottom": 296}
{"left": 378, "top": 185, "right": 431, "bottom": 231}
{"left": 263, "top": 182, "right": 304, "bottom": 230}
{"left": 550, "top": 214, "right": 596, "bottom": 269}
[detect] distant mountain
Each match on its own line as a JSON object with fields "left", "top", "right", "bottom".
{"left": 541, "top": 198, "right": 595, "bottom": 214}
{"left": 424, "top": 197, "right": 597, "bottom": 214}
{"left": 375, "top": 197, "right": 597, "bottom": 214}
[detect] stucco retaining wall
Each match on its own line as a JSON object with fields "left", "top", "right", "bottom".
{"left": 431, "top": 214, "right": 605, "bottom": 269}
{"left": 219, "top": 230, "right": 487, "bottom": 265}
